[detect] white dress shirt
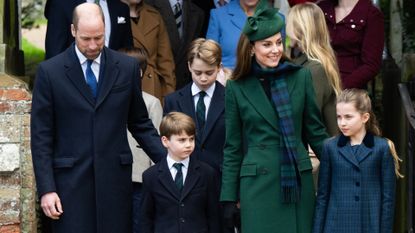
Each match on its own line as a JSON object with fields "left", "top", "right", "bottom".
{"left": 191, "top": 83, "right": 216, "bottom": 119}
{"left": 167, "top": 155, "right": 189, "bottom": 185}
{"left": 75, "top": 45, "right": 101, "bottom": 82}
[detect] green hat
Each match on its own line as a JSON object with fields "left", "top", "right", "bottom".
{"left": 242, "top": 7, "right": 284, "bottom": 42}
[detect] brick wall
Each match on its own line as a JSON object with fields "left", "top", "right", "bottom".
{"left": 0, "top": 74, "right": 35, "bottom": 233}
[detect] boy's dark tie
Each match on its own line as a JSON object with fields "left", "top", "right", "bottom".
{"left": 196, "top": 91, "right": 206, "bottom": 132}
{"left": 86, "top": 59, "right": 98, "bottom": 98}
{"left": 173, "top": 163, "right": 184, "bottom": 191}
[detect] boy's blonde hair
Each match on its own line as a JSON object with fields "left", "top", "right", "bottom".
{"left": 337, "top": 89, "right": 403, "bottom": 178}
{"left": 187, "top": 38, "right": 222, "bottom": 67}
{"left": 160, "top": 112, "right": 196, "bottom": 138}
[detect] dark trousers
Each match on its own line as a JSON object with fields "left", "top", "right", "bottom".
{"left": 132, "top": 182, "right": 143, "bottom": 233}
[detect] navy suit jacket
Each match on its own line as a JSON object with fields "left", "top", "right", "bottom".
{"left": 31, "top": 45, "right": 165, "bottom": 233}
{"left": 141, "top": 157, "right": 221, "bottom": 233}
{"left": 313, "top": 133, "right": 396, "bottom": 233}
{"left": 163, "top": 82, "right": 225, "bottom": 174}
{"left": 44, "top": 0, "right": 133, "bottom": 59}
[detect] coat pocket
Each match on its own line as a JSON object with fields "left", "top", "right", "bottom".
{"left": 240, "top": 164, "right": 257, "bottom": 177}
{"left": 110, "top": 82, "right": 131, "bottom": 93}
{"left": 53, "top": 157, "right": 76, "bottom": 168}
{"left": 119, "top": 153, "right": 133, "bottom": 165}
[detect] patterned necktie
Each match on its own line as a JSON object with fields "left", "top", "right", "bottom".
{"left": 173, "top": 163, "right": 184, "bottom": 191}
{"left": 196, "top": 91, "right": 206, "bottom": 131}
{"left": 86, "top": 60, "right": 98, "bottom": 98}
{"left": 173, "top": 2, "right": 182, "bottom": 37}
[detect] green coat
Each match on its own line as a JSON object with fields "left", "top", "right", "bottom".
{"left": 221, "top": 66, "right": 329, "bottom": 233}
{"left": 292, "top": 53, "right": 338, "bottom": 136}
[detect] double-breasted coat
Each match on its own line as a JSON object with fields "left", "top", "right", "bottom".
{"left": 220, "top": 64, "right": 328, "bottom": 233}
{"left": 31, "top": 46, "right": 166, "bottom": 233}
{"left": 313, "top": 134, "right": 396, "bottom": 233}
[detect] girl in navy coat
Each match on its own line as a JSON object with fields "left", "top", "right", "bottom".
{"left": 313, "top": 89, "right": 403, "bottom": 233}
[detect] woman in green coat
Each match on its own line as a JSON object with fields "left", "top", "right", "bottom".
{"left": 220, "top": 7, "right": 329, "bottom": 233}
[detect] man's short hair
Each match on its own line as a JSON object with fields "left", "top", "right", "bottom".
{"left": 72, "top": 3, "right": 105, "bottom": 30}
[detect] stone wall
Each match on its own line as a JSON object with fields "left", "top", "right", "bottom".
{"left": 0, "top": 74, "right": 35, "bottom": 233}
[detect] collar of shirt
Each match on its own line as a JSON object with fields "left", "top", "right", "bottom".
{"left": 167, "top": 155, "right": 190, "bottom": 182}
{"left": 75, "top": 45, "right": 102, "bottom": 81}
{"left": 214, "top": 0, "right": 230, "bottom": 8}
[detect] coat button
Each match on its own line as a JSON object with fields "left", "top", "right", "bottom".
{"left": 180, "top": 203, "right": 184, "bottom": 207}
{"left": 356, "top": 182, "right": 360, "bottom": 187}
{"left": 148, "top": 74, "right": 152, "bottom": 78}
{"left": 355, "top": 196, "right": 359, "bottom": 201}
{"left": 180, "top": 218, "right": 185, "bottom": 223}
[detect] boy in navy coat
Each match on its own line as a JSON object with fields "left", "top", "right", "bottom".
{"left": 141, "top": 112, "right": 220, "bottom": 233}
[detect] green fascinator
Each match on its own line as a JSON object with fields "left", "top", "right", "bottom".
{"left": 242, "top": 7, "right": 284, "bottom": 42}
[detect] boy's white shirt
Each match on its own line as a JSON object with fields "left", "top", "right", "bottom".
{"left": 167, "top": 155, "right": 190, "bottom": 184}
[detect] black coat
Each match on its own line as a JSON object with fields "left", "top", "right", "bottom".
{"left": 44, "top": 0, "right": 133, "bottom": 59}
{"left": 141, "top": 157, "right": 221, "bottom": 233}
{"left": 31, "top": 45, "right": 165, "bottom": 233}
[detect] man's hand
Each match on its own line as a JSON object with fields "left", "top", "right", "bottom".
{"left": 41, "top": 192, "right": 63, "bottom": 220}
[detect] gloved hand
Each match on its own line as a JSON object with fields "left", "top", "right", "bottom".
{"left": 222, "top": 201, "right": 239, "bottom": 228}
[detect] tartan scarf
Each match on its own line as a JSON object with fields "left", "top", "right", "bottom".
{"left": 252, "top": 60, "right": 302, "bottom": 203}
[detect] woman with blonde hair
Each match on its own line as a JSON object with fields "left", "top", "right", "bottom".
{"left": 286, "top": 2, "right": 342, "bottom": 136}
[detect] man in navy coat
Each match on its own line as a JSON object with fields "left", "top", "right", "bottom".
{"left": 44, "top": 0, "right": 133, "bottom": 59}
{"left": 31, "top": 3, "right": 165, "bottom": 233}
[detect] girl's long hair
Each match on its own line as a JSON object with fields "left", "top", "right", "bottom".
{"left": 286, "top": 2, "right": 342, "bottom": 95}
{"left": 337, "top": 89, "right": 403, "bottom": 178}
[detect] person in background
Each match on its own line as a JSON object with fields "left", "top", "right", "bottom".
{"left": 318, "top": 0, "right": 384, "bottom": 89}
{"left": 44, "top": 0, "right": 133, "bottom": 59}
{"left": 119, "top": 47, "right": 163, "bottom": 233}
{"left": 31, "top": 4, "right": 165, "bottom": 233}
{"left": 120, "top": 0, "right": 176, "bottom": 102}
{"left": 313, "top": 89, "right": 403, "bottom": 233}
{"left": 141, "top": 112, "right": 220, "bottom": 233}
{"left": 144, "top": 0, "right": 205, "bottom": 89}
{"left": 220, "top": 7, "right": 328, "bottom": 233}
{"left": 286, "top": 2, "right": 342, "bottom": 186}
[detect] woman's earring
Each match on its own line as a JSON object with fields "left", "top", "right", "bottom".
{"left": 250, "top": 52, "right": 254, "bottom": 57}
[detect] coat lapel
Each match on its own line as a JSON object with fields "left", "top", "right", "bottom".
{"left": 228, "top": 1, "right": 246, "bottom": 30}
{"left": 64, "top": 46, "right": 96, "bottom": 107}
{"left": 158, "top": 160, "right": 181, "bottom": 200}
{"left": 239, "top": 77, "right": 279, "bottom": 131}
{"left": 202, "top": 83, "right": 225, "bottom": 143}
{"left": 356, "top": 145, "right": 372, "bottom": 164}
{"left": 181, "top": 158, "right": 200, "bottom": 200}
{"left": 95, "top": 48, "right": 120, "bottom": 108}
{"left": 338, "top": 145, "right": 359, "bottom": 168}
{"left": 177, "top": 86, "right": 197, "bottom": 120}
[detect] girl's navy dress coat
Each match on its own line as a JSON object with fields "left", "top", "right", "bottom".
{"left": 313, "top": 134, "right": 396, "bottom": 233}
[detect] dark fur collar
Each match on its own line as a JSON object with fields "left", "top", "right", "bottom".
{"left": 337, "top": 132, "right": 374, "bottom": 148}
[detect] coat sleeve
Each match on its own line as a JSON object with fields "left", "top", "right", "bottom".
{"left": 206, "top": 167, "right": 221, "bottom": 233}
{"left": 342, "top": 7, "right": 384, "bottom": 88}
{"left": 220, "top": 81, "right": 244, "bottom": 202}
{"left": 312, "top": 139, "right": 332, "bottom": 233}
{"left": 380, "top": 140, "right": 396, "bottom": 233}
{"left": 128, "top": 60, "right": 166, "bottom": 163}
{"left": 302, "top": 70, "right": 329, "bottom": 157}
{"left": 156, "top": 15, "right": 176, "bottom": 96}
{"left": 44, "top": 1, "right": 71, "bottom": 59}
{"left": 31, "top": 64, "right": 56, "bottom": 197}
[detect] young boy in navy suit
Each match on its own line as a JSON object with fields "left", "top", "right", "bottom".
{"left": 141, "top": 112, "right": 220, "bottom": 233}
{"left": 163, "top": 38, "right": 238, "bottom": 233}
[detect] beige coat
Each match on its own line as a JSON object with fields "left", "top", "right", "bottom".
{"left": 131, "top": 4, "right": 176, "bottom": 102}
{"left": 127, "top": 92, "right": 163, "bottom": 182}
